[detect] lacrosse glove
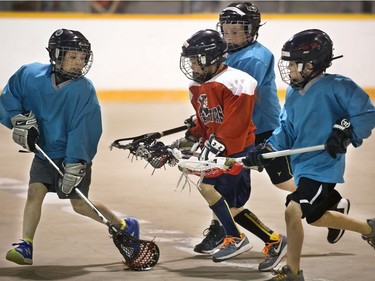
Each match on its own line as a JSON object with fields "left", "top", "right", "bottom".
{"left": 11, "top": 111, "right": 39, "bottom": 152}
{"left": 325, "top": 118, "right": 353, "bottom": 159}
{"left": 242, "top": 143, "right": 274, "bottom": 171}
{"left": 170, "top": 134, "right": 197, "bottom": 151}
{"left": 59, "top": 162, "right": 86, "bottom": 195}
{"left": 199, "top": 134, "right": 225, "bottom": 161}
{"left": 184, "top": 114, "right": 197, "bottom": 128}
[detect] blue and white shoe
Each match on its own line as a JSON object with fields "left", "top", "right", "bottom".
{"left": 124, "top": 217, "right": 140, "bottom": 239}
{"left": 6, "top": 240, "right": 33, "bottom": 265}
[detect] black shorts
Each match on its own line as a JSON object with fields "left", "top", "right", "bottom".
{"left": 29, "top": 156, "right": 91, "bottom": 199}
{"left": 255, "top": 130, "right": 293, "bottom": 184}
{"left": 286, "top": 177, "right": 342, "bottom": 224}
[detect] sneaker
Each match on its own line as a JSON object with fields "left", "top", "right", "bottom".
{"left": 259, "top": 234, "right": 288, "bottom": 272}
{"left": 212, "top": 233, "right": 253, "bottom": 262}
{"left": 362, "top": 218, "right": 375, "bottom": 249}
{"left": 267, "top": 265, "right": 304, "bottom": 281}
{"left": 124, "top": 217, "right": 140, "bottom": 239}
{"left": 6, "top": 240, "right": 33, "bottom": 265}
{"left": 194, "top": 220, "right": 225, "bottom": 254}
{"left": 327, "top": 198, "right": 351, "bottom": 243}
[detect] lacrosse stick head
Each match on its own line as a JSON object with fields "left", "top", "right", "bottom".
{"left": 177, "top": 158, "right": 242, "bottom": 178}
{"left": 109, "top": 225, "right": 160, "bottom": 271}
{"left": 145, "top": 141, "right": 178, "bottom": 168}
{"left": 110, "top": 137, "right": 177, "bottom": 169}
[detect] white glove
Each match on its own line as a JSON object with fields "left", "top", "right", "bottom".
{"left": 11, "top": 112, "right": 39, "bottom": 151}
{"left": 170, "top": 136, "right": 196, "bottom": 151}
{"left": 199, "top": 134, "right": 225, "bottom": 161}
{"left": 59, "top": 163, "right": 86, "bottom": 195}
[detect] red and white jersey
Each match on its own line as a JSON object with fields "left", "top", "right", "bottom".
{"left": 188, "top": 65, "right": 257, "bottom": 156}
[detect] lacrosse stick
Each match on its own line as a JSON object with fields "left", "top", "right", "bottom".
{"left": 178, "top": 144, "right": 326, "bottom": 178}
{"left": 110, "top": 123, "right": 193, "bottom": 169}
{"left": 34, "top": 144, "right": 160, "bottom": 271}
{"left": 110, "top": 124, "right": 190, "bottom": 151}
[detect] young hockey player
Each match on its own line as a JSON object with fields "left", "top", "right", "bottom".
{"left": 0, "top": 28, "right": 139, "bottom": 265}
{"left": 178, "top": 28, "right": 284, "bottom": 264}
{"left": 243, "top": 29, "right": 375, "bottom": 281}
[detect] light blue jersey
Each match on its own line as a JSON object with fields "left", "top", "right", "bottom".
{"left": 0, "top": 62, "right": 102, "bottom": 164}
{"left": 225, "top": 41, "right": 281, "bottom": 134}
{"left": 268, "top": 74, "right": 375, "bottom": 184}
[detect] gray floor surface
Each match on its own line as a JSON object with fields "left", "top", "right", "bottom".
{"left": 0, "top": 102, "right": 374, "bottom": 281}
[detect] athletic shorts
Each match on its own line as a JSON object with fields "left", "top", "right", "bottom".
{"left": 255, "top": 130, "right": 293, "bottom": 184}
{"left": 286, "top": 177, "right": 342, "bottom": 224}
{"left": 29, "top": 156, "right": 92, "bottom": 199}
{"left": 202, "top": 144, "right": 254, "bottom": 208}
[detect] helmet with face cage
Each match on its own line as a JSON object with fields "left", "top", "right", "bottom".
{"left": 218, "top": 2, "right": 261, "bottom": 52}
{"left": 47, "top": 28, "right": 93, "bottom": 80}
{"left": 278, "top": 29, "right": 341, "bottom": 89}
{"left": 180, "top": 29, "right": 227, "bottom": 83}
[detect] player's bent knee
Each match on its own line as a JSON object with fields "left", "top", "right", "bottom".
{"left": 285, "top": 201, "right": 302, "bottom": 222}
{"left": 27, "top": 183, "right": 48, "bottom": 201}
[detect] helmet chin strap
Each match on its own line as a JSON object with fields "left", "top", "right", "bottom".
{"left": 207, "top": 62, "right": 222, "bottom": 80}
{"left": 195, "top": 62, "right": 223, "bottom": 83}
{"left": 51, "top": 68, "right": 70, "bottom": 85}
{"left": 293, "top": 63, "right": 322, "bottom": 90}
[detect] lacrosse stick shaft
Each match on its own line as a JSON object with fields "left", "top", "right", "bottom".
{"left": 34, "top": 144, "right": 110, "bottom": 225}
{"left": 260, "top": 144, "right": 326, "bottom": 159}
{"left": 114, "top": 124, "right": 190, "bottom": 142}
{"left": 158, "top": 124, "right": 191, "bottom": 137}
{"left": 35, "top": 145, "right": 159, "bottom": 271}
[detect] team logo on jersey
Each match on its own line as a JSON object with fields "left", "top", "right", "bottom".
{"left": 197, "top": 94, "right": 224, "bottom": 125}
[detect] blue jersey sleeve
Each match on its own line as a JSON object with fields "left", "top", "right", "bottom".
{"left": 0, "top": 65, "right": 29, "bottom": 128}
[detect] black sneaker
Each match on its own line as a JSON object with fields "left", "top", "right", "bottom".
{"left": 194, "top": 220, "right": 225, "bottom": 254}
{"left": 327, "top": 198, "right": 350, "bottom": 244}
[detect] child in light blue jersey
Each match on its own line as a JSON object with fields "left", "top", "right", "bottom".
{"left": 194, "top": 4, "right": 350, "bottom": 272}
{"left": 0, "top": 28, "right": 139, "bottom": 266}
{"left": 244, "top": 29, "right": 375, "bottom": 281}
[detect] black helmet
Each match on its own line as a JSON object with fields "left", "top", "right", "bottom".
{"left": 281, "top": 29, "right": 333, "bottom": 69}
{"left": 218, "top": 2, "right": 261, "bottom": 51}
{"left": 278, "top": 29, "right": 341, "bottom": 89}
{"left": 180, "top": 29, "right": 227, "bottom": 83}
{"left": 47, "top": 28, "right": 93, "bottom": 80}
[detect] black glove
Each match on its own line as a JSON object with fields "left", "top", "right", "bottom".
{"left": 184, "top": 115, "right": 197, "bottom": 128}
{"left": 11, "top": 111, "right": 39, "bottom": 151}
{"left": 325, "top": 118, "right": 353, "bottom": 159}
{"left": 242, "top": 143, "right": 274, "bottom": 171}
{"left": 199, "top": 134, "right": 225, "bottom": 161}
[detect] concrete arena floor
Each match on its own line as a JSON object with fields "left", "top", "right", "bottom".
{"left": 0, "top": 102, "right": 374, "bottom": 281}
